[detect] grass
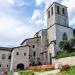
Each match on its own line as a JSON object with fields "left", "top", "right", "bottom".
{"left": 19, "top": 71, "right": 34, "bottom": 75}
{"left": 32, "top": 68, "right": 54, "bottom": 72}
{"left": 58, "top": 66, "right": 75, "bottom": 75}
{"left": 18, "top": 68, "right": 54, "bottom": 75}
{"left": 7, "top": 71, "right": 13, "bottom": 75}
{"left": 55, "top": 50, "right": 75, "bottom": 59}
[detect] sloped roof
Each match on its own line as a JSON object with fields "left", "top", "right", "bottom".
{"left": 20, "top": 37, "right": 41, "bottom": 45}
{"left": 0, "top": 47, "right": 12, "bottom": 51}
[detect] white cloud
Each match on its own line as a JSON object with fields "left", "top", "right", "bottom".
{"left": 45, "top": 0, "right": 57, "bottom": 9}
{"left": 31, "top": 9, "right": 46, "bottom": 28}
{"left": 35, "top": 0, "right": 57, "bottom": 8}
{"left": 61, "top": 0, "right": 75, "bottom": 26}
{"left": 31, "top": 10, "right": 41, "bottom": 21}
{"left": 0, "top": 0, "right": 14, "bottom": 6}
{"left": 70, "top": 18, "right": 75, "bottom": 28}
{"left": 0, "top": 0, "right": 30, "bottom": 7}
{"left": 0, "top": 13, "right": 38, "bottom": 46}
{"left": 7, "top": 0, "right": 14, "bottom": 4}
{"left": 35, "top": 0, "right": 43, "bottom": 6}
{"left": 0, "top": 15, "right": 35, "bottom": 38}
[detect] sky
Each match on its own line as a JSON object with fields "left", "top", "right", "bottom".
{"left": 0, "top": 0, "right": 75, "bottom": 47}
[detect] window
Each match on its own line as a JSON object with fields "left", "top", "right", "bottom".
{"left": 32, "top": 45, "right": 35, "bottom": 48}
{"left": 16, "top": 52, "right": 19, "bottom": 55}
{"left": 57, "top": 6, "right": 59, "bottom": 14}
{"left": 33, "top": 51, "right": 36, "bottom": 56}
{"left": 33, "top": 51, "right": 36, "bottom": 59}
{"left": 2, "top": 54, "right": 6, "bottom": 59}
{"left": 62, "top": 8, "right": 65, "bottom": 15}
{"left": 29, "top": 56, "right": 30, "bottom": 59}
{"left": 7, "top": 65, "right": 8, "bottom": 67}
{"left": 63, "top": 32, "right": 68, "bottom": 40}
{"left": 29, "top": 55, "right": 31, "bottom": 59}
{"left": 51, "top": 7, "right": 53, "bottom": 15}
{"left": 24, "top": 53, "right": 26, "bottom": 56}
{"left": 0, "top": 64, "right": 1, "bottom": 67}
{"left": 37, "top": 39, "right": 39, "bottom": 41}
{"left": 8, "top": 55, "right": 11, "bottom": 60}
{"left": 48, "top": 11, "right": 50, "bottom": 18}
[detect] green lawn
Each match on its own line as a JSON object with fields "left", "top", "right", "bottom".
{"left": 18, "top": 68, "right": 54, "bottom": 75}
{"left": 19, "top": 71, "right": 34, "bottom": 75}
{"left": 7, "top": 71, "right": 13, "bottom": 75}
{"left": 58, "top": 66, "right": 75, "bottom": 75}
{"left": 55, "top": 51, "right": 75, "bottom": 59}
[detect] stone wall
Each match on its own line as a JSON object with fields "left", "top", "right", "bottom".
{"left": 0, "top": 47, "right": 11, "bottom": 70}
{"left": 56, "top": 25, "right": 73, "bottom": 52}
{"left": 10, "top": 46, "right": 29, "bottom": 70}
{"left": 22, "top": 37, "right": 41, "bottom": 64}
{"left": 0, "top": 50, "right": 11, "bottom": 70}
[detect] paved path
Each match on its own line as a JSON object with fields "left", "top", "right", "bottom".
{"left": 13, "top": 72, "right": 18, "bottom": 75}
{"left": 35, "top": 69, "right": 60, "bottom": 75}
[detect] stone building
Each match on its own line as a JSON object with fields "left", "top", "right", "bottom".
{"left": 0, "top": 2, "right": 74, "bottom": 71}
{"left": 10, "top": 45, "right": 30, "bottom": 70}
{"left": 0, "top": 47, "right": 11, "bottom": 70}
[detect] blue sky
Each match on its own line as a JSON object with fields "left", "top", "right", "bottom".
{"left": 0, "top": 0, "right": 75, "bottom": 47}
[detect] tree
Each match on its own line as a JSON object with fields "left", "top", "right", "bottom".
{"left": 69, "top": 38, "right": 75, "bottom": 50}
{"left": 59, "top": 38, "right": 75, "bottom": 52}
{"left": 59, "top": 40, "right": 71, "bottom": 52}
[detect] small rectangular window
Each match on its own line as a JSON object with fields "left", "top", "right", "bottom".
{"left": 24, "top": 53, "right": 26, "bottom": 56}
{"left": 57, "top": 6, "right": 59, "bottom": 14}
{"left": 8, "top": 55, "right": 11, "bottom": 60}
{"left": 32, "top": 45, "right": 35, "bottom": 48}
{"left": 0, "top": 64, "right": 1, "bottom": 67}
{"left": 48, "top": 11, "right": 50, "bottom": 18}
{"left": 51, "top": 7, "right": 53, "bottom": 15}
{"left": 7, "top": 65, "right": 8, "bottom": 67}
{"left": 33, "top": 51, "right": 36, "bottom": 56}
{"left": 16, "top": 52, "right": 19, "bottom": 55}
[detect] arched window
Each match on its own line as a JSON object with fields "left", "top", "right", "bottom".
{"left": 62, "top": 8, "right": 65, "bottom": 15}
{"left": 63, "top": 32, "right": 68, "bottom": 40}
{"left": 57, "top": 6, "right": 59, "bottom": 14}
{"left": 48, "top": 10, "right": 50, "bottom": 18}
{"left": 51, "top": 7, "right": 53, "bottom": 15}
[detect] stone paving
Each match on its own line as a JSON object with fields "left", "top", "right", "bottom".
{"left": 34, "top": 69, "right": 60, "bottom": 75}
{"left": 13, "top": 72, "right": 18, "bottom": 75}
{"left": 53, "top": 56, "right": 75, "bottom": 66}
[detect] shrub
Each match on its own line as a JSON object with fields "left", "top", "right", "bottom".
{"left": 61, "top": 64, "right": 70, "bottom": 71}
{"left": 59, "top": 41, "right": 71, "bottom": 52}
{"left": 59, "top": 38, "right": 75, "bottom": 52}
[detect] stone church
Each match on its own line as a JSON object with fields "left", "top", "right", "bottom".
{"left": 0, "top": 2, "right": 74, "bottom": 71}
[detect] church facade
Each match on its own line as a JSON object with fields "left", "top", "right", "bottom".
{"left": 0, "top": 2, "right": 74, "bottom": 71}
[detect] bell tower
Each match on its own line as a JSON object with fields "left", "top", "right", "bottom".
{"left": 47, "top": 2, "right": 69, "bottom": 28}
{"left": 47, "top": 2, "right": 73, "bottom": 57}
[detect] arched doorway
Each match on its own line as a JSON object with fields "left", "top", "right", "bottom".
{"left": 17, "top": 63, "right": 24, "bottom": 70}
